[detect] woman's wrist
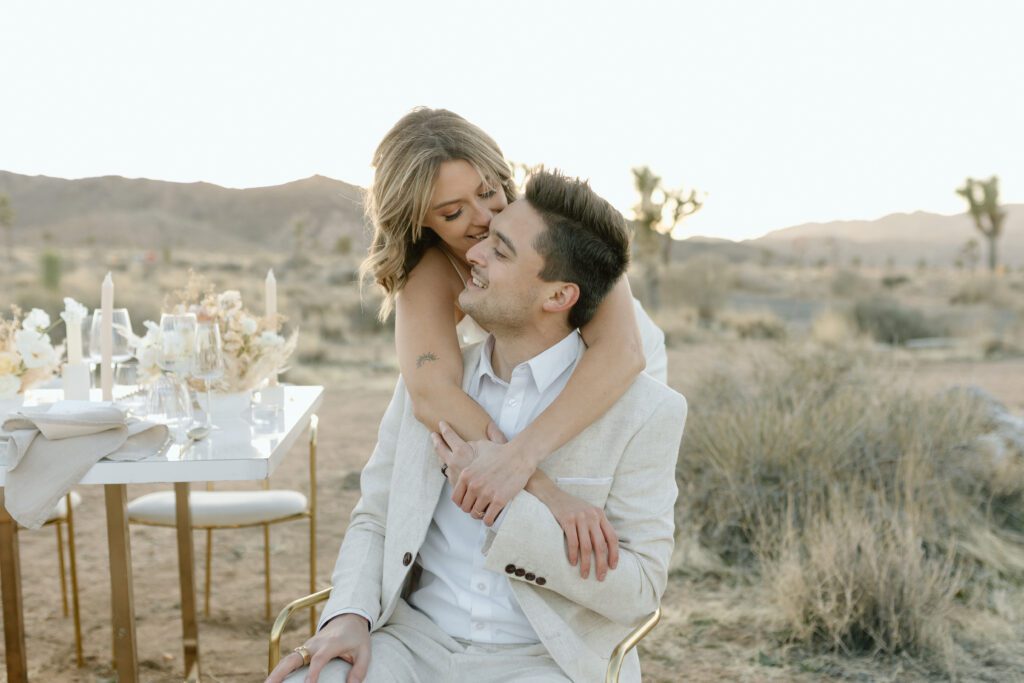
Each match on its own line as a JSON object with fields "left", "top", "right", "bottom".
{"left": 506, "top": 431, "right": 551, "bottom": 471}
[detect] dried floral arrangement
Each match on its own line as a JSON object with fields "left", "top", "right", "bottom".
{"left": 0, "top": 306, "right": 63, "bottom": 399}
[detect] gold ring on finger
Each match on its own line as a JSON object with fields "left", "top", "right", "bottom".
{"left": 293, "top": 645, "right": 312, "bottom": 667}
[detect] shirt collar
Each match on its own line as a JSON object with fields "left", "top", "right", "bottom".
{"left": 470, "top": 331, "right": 584, "bottom": 395}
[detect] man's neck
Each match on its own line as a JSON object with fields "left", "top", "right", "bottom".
{"left": 488, "top": 320, "right": 574, "bottom": 382}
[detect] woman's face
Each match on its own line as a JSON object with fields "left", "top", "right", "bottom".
{"left": 423, "top": 159, "right": 508, "bottom": 259}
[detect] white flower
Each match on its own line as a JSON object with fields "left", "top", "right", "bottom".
{"left": 258, "top": 331, "right": 284, "bottom": 348}
{"left": 22, "top": 308, "right": 51, "bottom": 333}
{"left": 137, "top": 345, "right": 160, "bottom": 371}
{"left": 240, "top": 316, "right": 258, "bottom": 335}
{"left": 60, "top": 298, "right": 88, "bottom": 326}
{"left": 0, "top": 374, "right": 20, "bottom": 399}
{"left": 14, "top": 329, "right": 57, "bottom": 369}
{"left": 217, "top": 290, "right": 242, "bottom": 310}
{"left": 0, "top": 351, "right": 19, "bottom": 376}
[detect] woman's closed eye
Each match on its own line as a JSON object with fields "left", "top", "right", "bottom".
{"left": 443, "top": 208, "right": 464, "bottom": 222}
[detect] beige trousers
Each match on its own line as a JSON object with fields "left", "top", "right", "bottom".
{"left": 285, "top": 599, "right": 570, "bottom": 683}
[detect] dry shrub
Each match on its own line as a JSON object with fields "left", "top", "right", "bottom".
{"left": 719, "top": 309, "right": 787, "bottom": 340}
{"left": 950, "top": 276, "right": 1012, "bottom": 307}
{"left": 830, "top": 269, "right": 871, "bottom": 298}
{"left": 672, "top": 254, "right": 733, "bottom": 324}
{"left": 852, "top": 297, "right": 946, "bottom": 344}
{"left": 811, "top": 309, "right": 859, "bottom": 346}
{"left": 675, "top": 346, "right": 1024, "bottom": 667}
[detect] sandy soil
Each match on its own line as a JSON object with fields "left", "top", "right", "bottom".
{"left": 3, "top": 344, "right": 1023, "bottom": 682}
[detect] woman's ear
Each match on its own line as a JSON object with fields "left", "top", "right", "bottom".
{"left": 542, "top": 282, "right": 580, "bottom": 314}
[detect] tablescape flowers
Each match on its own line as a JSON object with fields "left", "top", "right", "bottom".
{"left": 0, "top": 305, "right": 63, "bottom": 399}
{"left": 130, "top": 271, "right": 297, "bottom": 394}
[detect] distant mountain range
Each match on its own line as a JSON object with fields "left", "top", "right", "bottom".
{"left": 1, "top": 171, "right": 1021, "bottom": 268}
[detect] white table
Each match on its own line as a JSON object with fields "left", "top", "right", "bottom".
{"left": 0, "top": 385, "right": 324, "bottom": 682}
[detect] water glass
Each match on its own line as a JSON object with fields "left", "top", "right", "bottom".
{"left": 193, "top": 322, "right": 224, "bottom": 427}
{"left": 158, "top": 313, "right": 198, "bottom": 375}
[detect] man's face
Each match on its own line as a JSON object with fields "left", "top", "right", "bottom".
{"left": 458, "top": 198, "right": 550, "bottom": 332}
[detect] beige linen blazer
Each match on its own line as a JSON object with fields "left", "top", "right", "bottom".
{"left": 320, "top": 343, "right": 687, "bottom": 683}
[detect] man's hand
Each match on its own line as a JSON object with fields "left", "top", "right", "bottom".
{"left": 434, "top": 421, "right": 534, "bottom": 526}
{"left": 265, "top": 613, "right": 371, "bottom": 683}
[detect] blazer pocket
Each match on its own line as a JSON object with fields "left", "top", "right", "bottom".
{"left": 555, "top": 477, "right": 613, "bottom": 486}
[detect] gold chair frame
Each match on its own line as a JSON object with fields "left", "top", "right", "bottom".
{"left": 128, "top": 414, "right": 319, "bottom": 628}
{"left": 17, "top": 492, "right": 84, "bottom": 667}
{"left": 268, "top": 588, "right": 661, "bottom": 683}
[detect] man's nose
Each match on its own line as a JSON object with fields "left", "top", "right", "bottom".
{"left": 466, "top": 240, "right": 484, "bottom": 265}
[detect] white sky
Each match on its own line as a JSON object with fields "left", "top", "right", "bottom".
{"left": 1, "top": 0, "right": 1021, "bottom": 241}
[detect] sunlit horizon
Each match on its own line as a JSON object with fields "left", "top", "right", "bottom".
{"left": 1, "top": 0, "right": 1021, "bottom": 241}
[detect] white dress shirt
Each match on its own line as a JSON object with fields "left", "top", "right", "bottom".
{"left": 407, "top": 330, "right": 584, "bottom": 644}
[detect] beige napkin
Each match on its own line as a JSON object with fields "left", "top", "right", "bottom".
{"left": 3, "top": 401, "right": 169, "bottom": 529}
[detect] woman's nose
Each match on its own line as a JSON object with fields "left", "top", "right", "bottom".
{"left": 471, "top": 200, "right": 493, "bottom": 226}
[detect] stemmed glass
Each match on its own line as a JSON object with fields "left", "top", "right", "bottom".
{"left": 192, "top": 322, "right": 224, "bottom": 428}
{"left": 89, "top": 308, "right": 134, "bottom": 385}
{"left": 148, "top": 313, "right": 197, "bottom": 441}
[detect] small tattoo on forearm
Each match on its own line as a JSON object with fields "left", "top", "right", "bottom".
{"left": 416, "top": 352, "right": 439, "bottom": 368}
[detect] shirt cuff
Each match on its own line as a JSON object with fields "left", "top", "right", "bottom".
{"left": 320, "top": 608, "right": 373, "bottom": 632}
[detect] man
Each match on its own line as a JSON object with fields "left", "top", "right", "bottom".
{"left": 270, "top": 170, "right": 687, "bottom": 683}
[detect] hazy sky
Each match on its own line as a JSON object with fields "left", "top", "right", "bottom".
{"left": 1, "top": 1, "right": 1021, "bottom": 241}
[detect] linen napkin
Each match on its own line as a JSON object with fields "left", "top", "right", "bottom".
{"left": 2, "top": 401, "right": 169, "bottom": 529}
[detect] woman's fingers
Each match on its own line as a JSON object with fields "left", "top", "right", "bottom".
{"left": 600, "top": 514, "right": 620, "bottom": 570}
{"left": 563, "top": 522, "right": 580, "bottom": 566}
{"left": 577, "top": 520, "right": 593, "bottom": 579}
{"left": 264, "top": 650, "right": 304, "bottom": 683}
{"left": 590, "top": 523, "right": 609, "bottom": 581}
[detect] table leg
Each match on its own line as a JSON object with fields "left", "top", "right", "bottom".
{"left": 105, "top": 484, "right": 139, "bottom": 682}
{"left": 175, "top": 482, "right": 201, "bottom": 681}
{"left": 0, "top": 489, "right": 28, "bottom": 683}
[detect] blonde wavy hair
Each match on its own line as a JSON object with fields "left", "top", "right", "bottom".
{"left": 359, "top": 108, "right": 516, "bottom": 320}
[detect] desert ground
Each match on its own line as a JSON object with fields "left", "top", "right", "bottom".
{"left": 3, "top": 248, "right": 1024, "bottom": 682}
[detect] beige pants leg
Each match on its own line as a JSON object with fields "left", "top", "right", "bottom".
{"left": 285, "top": 599, "right": 569, "bottom": 683}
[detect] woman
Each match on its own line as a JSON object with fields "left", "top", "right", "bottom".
{"left": 361, "top": 107, "right": 666, "bottom": 580}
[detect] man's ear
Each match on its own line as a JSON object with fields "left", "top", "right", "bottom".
{"left": 542, "top": 282, "right": 579, "bottom": 313}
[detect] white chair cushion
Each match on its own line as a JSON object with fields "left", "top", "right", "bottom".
{"left": 45, "top": 491, "right": 82, "bottom": 523}
{"left": 127, "top": 490, "right": 308, "bottom": 527}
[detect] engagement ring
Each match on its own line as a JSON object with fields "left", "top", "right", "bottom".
{"left": 293, "top": 645, "right": 312, "bottom": 667}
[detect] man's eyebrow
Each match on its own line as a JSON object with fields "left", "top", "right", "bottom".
{"left": 430, "top": 180, "right": 489, "bottom": 211}
{"left": 494, "top": 230, "right": 517, "bottom": 256}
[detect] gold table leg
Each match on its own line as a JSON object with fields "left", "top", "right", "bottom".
{"left": 175, "top": 482, "right": 201, "bottom": 681}
{"left": 105, "top": 483, "right": 139, "bottom": 683}
{"left": 0, "top": 489, "right": 28, "bottom": 683}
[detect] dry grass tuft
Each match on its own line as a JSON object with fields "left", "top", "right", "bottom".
{"left": 675, "top": 345, "right": 1024, "bottom": 670}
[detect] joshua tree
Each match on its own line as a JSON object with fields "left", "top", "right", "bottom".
{"left": 956, "top": 176, "right": 1006, "bottom": 273}
{"left": 0, "top": 194, "right": 12, "bottom": 263}
{"left": 631, "top": 166, "right": 702, "bottom": 309}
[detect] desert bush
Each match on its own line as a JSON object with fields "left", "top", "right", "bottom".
{"left": 852, "top": 297, "right": 945, "bottom": 344}
{"left": 39, "top": 250, "right": 61, "bottom": 291}
{"left": 719, "top": 309, "right": 787, "bottom": 340}
{"left": 881, "top": 274, "right": 909, "bottom": 289}
{"left": 811, "top": 309, "right": 859, "bottom": 346}
{"left": 950, "top": 276, "right": 1011, "bottom": 306}
{"left": 675, "top": 346, "right": 1024, "bottom": 665}
{"left": 830, "top": 269, "right": 870, "bottom": 298}
{"left": 672, "top": 254, "right": 733, "bottom": 324}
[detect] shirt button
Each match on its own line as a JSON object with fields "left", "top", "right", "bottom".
{"left": 477, "top": 582, "right": 487, "bottom": 591}
{"left": 474, "top": 622, "right": 485, "bottom": 631}
{"left": 507, "top": 398, "right": 517, "bottom": 406}
{"left": 402, "top": 552, "right": 413, "bottom": 566}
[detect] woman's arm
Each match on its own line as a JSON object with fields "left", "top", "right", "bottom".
{"left": 394, "top": 248, "right": 492, "bottom": 440}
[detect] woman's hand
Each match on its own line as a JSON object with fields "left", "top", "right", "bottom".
{"left": 265, "top": 613, "right": 371, "bottom": 683}
{"left": 539, "top": 487, "right": 620, "bottom": 581}
{"left": 434, "top": 421, "right": 536, "bottom": 526}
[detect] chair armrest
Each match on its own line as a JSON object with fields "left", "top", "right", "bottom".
{"left": 268, "top": 587, "right": 332, "bottom": 673}
{"left": 605, "top": 606, "right": 661, "bottom": 683}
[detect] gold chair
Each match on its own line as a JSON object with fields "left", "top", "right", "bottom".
{"left": 268, "top": 588, "right": 661, "bottom": 683}
{"left": 125, "top": 414, "right": 319, "bottom": 624}
{"left": 27, "top": 491, "right": 84, "bottom": 667}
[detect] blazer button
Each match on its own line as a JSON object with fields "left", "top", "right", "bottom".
{"left": 535, "top": 577, "right": 546, "bottom": 586}
{"left": 514, "top": 568, "right": 526, "bottom": 577}
{"left": 504, "top": 564, "right": 516, "bottom": 574}
{"left": 524, "top": 572, "right": 536, "bottom": 581}
{"left": 402, "top": 552, "right": 413, "bottom": 566}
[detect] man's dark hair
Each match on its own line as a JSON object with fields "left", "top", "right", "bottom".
{"left": 525, "top": 170, "right": 631, "bottom": 329}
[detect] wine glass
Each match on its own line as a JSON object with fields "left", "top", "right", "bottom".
{"left": 192, "top": 322, "right": 224, "bottom": 428}
{"left": 157, "top": 313, "right": 197, "bottom": 376}
{"left": 154, "top": 313, "right": 197, "bottom": 441}
{"left": 88, "top": 308, "right": 135, "bottom": 384}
